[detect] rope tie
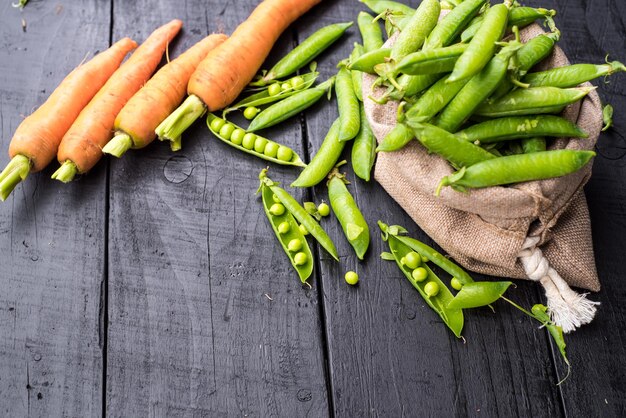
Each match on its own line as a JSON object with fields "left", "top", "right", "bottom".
{"left": 518, "top": 237, "right": 599, "bottom": 333}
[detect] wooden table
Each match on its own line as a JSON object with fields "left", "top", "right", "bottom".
{"left": 1, "top": 0, "right": 624, "bottom": 416}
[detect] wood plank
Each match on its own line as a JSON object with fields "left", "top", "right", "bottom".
{"left": 0, "top": 1, "right": 110, "bottom": 416}
{"left": 106, "top": 1, "right": 329, "bottom": 416}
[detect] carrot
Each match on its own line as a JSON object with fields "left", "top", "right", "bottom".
{"left": 156, "top": 0, "right": 321, "bottom": 149}
{"left": 52, "top": 19, "right": 183, "bottom": 183}
{"left": 0, "top": 37, "right": 137, "bottom": 201}
{"left": 104, "top": 33, "right": 228, "bottom": 157}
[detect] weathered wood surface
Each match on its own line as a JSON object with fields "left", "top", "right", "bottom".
{"left": 0, "top": 0, "right": 624, "bottom": 417}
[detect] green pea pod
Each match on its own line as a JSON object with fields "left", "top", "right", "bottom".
{"left": 474, "top": 86, "right": 595, "bottom": 118}
{"left": 379, "top": 221, "right": 464, "bottom": 337}
{"left": 602, "top": 104, "right": 613, "bottom": 131}
{"left": 521, "top": 137, "right": 546, "bottom": 153}
{"left": 360, "top": 0, "right": 415, "bottom": 17}
{"left": 336, "top": 67, "right": 361, "bottom": 141}
{"left": 530, "top": 304, "right": 570, "bottom": 378}
{"left": 351, "top": 104, "right": 377, "bottom": 181}
{"left": 396, "top": 44, "right": 468, "bottom": 76}
{"left": 447, "top": 281, "right": 512, "bottom": 309}
{"left": 405, "top": 75, "right": 467, "bottom": 123}
{"left": 376, "top": 123, "right": 413, "bottom": 152}
{"left": 436, "top": 150, "right": 596, "bottom": 195}
{"left": 390, "top": 0, "right": 440, "bottom": 61}
{"left": 259, "top": 177, "right": 313, "bottom": 282}
{"left": 358, "top": 11, "right": 384, "bottom": 52}
{"left": 248, "top": 77, "right": 335, "bottom": 132}
{"left": 260, "top": 170, "right": 339, "bottom": 261}
{"left": 327, "top": 168, "right": 370, "bottom": 260}
{"left": 423, "top": 0, "right": 486, "bottom": 49}
{"left": 408, "top": 122, "right": 496, "bottom": 169}
{"left": 348, "top": 48, "right": 391, "bottom": 73}
{"left": 256, "top": 22, "right": 353, "bottom": 85}
{"left": 461, "top": 7, "right": 556, "bottom": 42}
{"left": 522, "top": 61, "right": 626, "bottom": 88}
{"left": 456, "top": 115, "right": 588, "bottom": 144}
{"left": 206, "top": 114, "right": 306, "bottom": 167}
{"left": 292, "top": 118, "right": 345, "bottom": 188}
{"left": 387, "top": 73, "right": 442, "bottom": 102}
{"left": 349, "top": 44, "right": 365, "bottom": 102}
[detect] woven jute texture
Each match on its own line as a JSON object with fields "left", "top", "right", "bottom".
{"left": 364, "top": 24, "right": 603, "bottom": 291}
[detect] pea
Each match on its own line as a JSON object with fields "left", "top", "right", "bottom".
{"left": 219, "top": 123, "right": 235, "bottom": 140}
{"left": 290, "top": 76, "right": 305, "bottom": 90}
{"left": 243, "top": 106, "right": 260, "bottom": 120}
{"left": 210, "top": 117, "right": 226, "bottom": 132}
{"left": 269, "top": 203, "right": 285, "bottom": 216}
{"left": 281, "top": 82, "right": 292, "bottom": 92}
{"left": 345, "top": 271, "right": 359, "bottom": 285}
{"left": 264, "top": 141, "right": 279, "bottom": 158}
{"left": 230, "top": 128, "right": 246, "bottom": 145}
{"left": 421, "top": 255, "right": 429, "bottom": 263}
{"left": 412, "top": 267, "right": 428, "bottom": 282}
{"left": 317, "top": 202, "right": 330, "bottom": 217}
{"left": 400, "top": 256, "right": 407, "bottom": 266}
{"left": 287, "top": 239, "right": 303, "bottom": 252}
{"left": 294, "top": 252, "right": 308, "bottom": 266}
{"left": 451, "top": 277, "right": 463, "bottom": 291}
{"left": 254, "top": 136, "right": 268, "bottom": 153}
{"left": 242, "top": 133, "right": 256, "bottom": 150}
{"left": 299, "top": 224, "right": 309, "bottom": 235}
{"left": 272, "top": 193, "right": 281, "bottom": 203}
{"left": 404, "top": 251, "right": 421, "bottom": 269}
{"left": 268, "top": 83, "right": 282, "bottom": 96}
{"left": 424, "top": 281, "right": 440, "bottom": 297}
{"left": 276, "top": 146, "right": 293, "bottom": 162}
{"left": 278, "top": 221, "right": 290, "bottom": 234}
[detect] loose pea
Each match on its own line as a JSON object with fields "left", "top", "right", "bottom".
{"left": 278, "top": 221, "right": 291, "bottom": 234}
{"left": 294, "top": 252, "right": 308, "bottom": 266}
{"left": 264, "top": 141, "right": 279, "bottom": 158}
{"left": 219, "top": 123, "right": 235, "bottom": 140}
{"left": 242, "top": 133, "right": 257, "bottom": 150}
{"left": 345, "top": 271, "right": 359, "bottom": 285}
{"left": 281, "top": 82, "right": 291, "bottom": 92}
{"left": 230, "top": 128, "right": 246, "bottom": 145}
{"left": 243, "top": 106, "right": 260, "bottom": 120}
{"left": 254, "top": 136, "right": 268, "bottom": 153}
{"left": 412, "top": 267, "right": 428, "bottom": 282}
{"left": 424, "top": 281, "right": 440, "bottom": 297}
{"left": 451, "top": 277, "right": 463, "bottom": 291}
{"left": 210, "top": 117, "right": 226, "bottom": 132}
{"left": 276, "top": 145, "right": 293, "bottom": 162}
{"left": 290, "top": 76, "right": 305, "bottom": 90}
{"left": 299, "top": 224, "right": 309, "bottom": 235}
{"left": 268, "top": 83, "right": 282, "bottom": 96}
{"left": 288, "top": 238, "right": 303, "bottom": 252}
{"left": 317, "top": 202, "right": 330, "bottom": 217}
{"left": 269, "top": 203, "right": 285, "bottom": 216}
{"left": 404, "top": 251, "right": 421, "bottom": 269}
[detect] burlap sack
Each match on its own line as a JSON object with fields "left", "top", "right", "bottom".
{"left": 364, "top": 24, "right": 603, "bottom": 331}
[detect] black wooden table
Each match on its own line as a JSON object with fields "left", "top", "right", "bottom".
{"left": 1, "top": 1, "right": 625, "bottom": 416}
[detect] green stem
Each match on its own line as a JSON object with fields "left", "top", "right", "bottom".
{"left": 170, "top": 136, "right": 182, "bottom": 152}
{"left": 102, "top": 132, "right": 133, "bottom": 158}
{"left": 51, "top": 160, "right": 78, "bottom": 183}
{"left": 155, "top": 94, "right": 206, "bottom": 150}
{"left": 501, "top": 296, "right": 535, "bottom": 317}
{"left": 0, "top": 154, "right": 31, "bottom": 201}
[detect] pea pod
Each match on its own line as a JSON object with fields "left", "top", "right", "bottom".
{"left": 474, "top": 86, "right": 595, "bottom": 118}
{"left": 461, "top": 6, "right": 556, "bottom": 42}
{"left": 255, "top": 22, "right": 353, "bottom": 85}
{"left": 206, "top": 114, "right": 305, "bottom": 167}
{"left": 360, "top": 0, "right": 415, "bottom": 17}
{"left": 389, "top": 0, "right": 440, "bottom": 61}
{"left": 404, "top": 75, "right": 467, "bottom": 123}
{"left": 348, "top": 48, "right": 391, "bottom": 73}
{"left": 386, "top": 73, "right": 442, "bottom": 102}
{"left": 248, "top": 77, "right": 335, "bottom": 132}
{"left": 447, "top": 281, "right": 512, "bottom": 309}
{"left": 291, "top": 118, "right": 345, "bottom": 188}
{"left": 423, "top": 0, "right": 486, "bottom": 49}
{"left": 395, "top": 44, "right": 468, "bottom": 76}
{"left": 259, "top": 177, "right": 313, "bottom": 282}
{"left": 358, "top": 11, "right": 384, "bottom": 52}
{"left": 379, "top": 221, "right": 464, "bottom": 337}
{"left": 522, "top": 61, "right": 626, "bottom": 88}
{"left": 349, "top": 43, "right": 365, "bottom": 102}
{"left": 327, "top": 167, "right": 370, "bottom": 260}
{"left": 436, "top": 150, "right": 596, "bottom": 195}
{"left": 260, "top": 169, "right": 339, "bottom": 261}
{"left": 351, "top": 103, "right": 377, "bottom": 181}
{"left": 455, "top": 115, "right": 588, "bottom": 144}
{"left": 521, "top": 137, "right": 546, "bottom": 153}
{"left": 336, "top": 67, "right": 361, "bottom": 141}
{"left": 376, "top": 123, "right": 413, "bottom": 152}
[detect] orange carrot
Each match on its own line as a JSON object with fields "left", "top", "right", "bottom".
{"left": 0, "top": 38, "right": 137, "bottom": 200}
{"left": 52, "top": 19, "right": 183, "bottom": 183}
{"left": 156, "top": 0, "right": 321, "bottom": 148}
{"left": 104, "top": 33, "right": 227, "bottom": 157}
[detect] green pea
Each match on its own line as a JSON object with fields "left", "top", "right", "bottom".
{"left": 317, "top": 202, "right": 330, "bottom": 217}
{"left": 288, "top": 239, "right": 303, "bottom": 252}
{"left": 290, "top": 76, "right": 305, "bottom": 90}
{"left": 264, "top": 141, "right": 279, "bottom": 158}
{"left": 278, "top": 221, "right": 290, "bottom": 234}
{"left": 294, "top": 252, "right": 308, "bottom": 266}
{"left": 269, "top": 203, "right": 285, "bottom": 216}
{"left": 219, "top": 123, "right": 235, "bottom": 140}
{"left": 281, "top": 83, "right": 291, "bottom": 92}
{"left": 276, "top": 146, "right": 293, "bottom": 162}
{"left": 404, "top": 251, "right": 421, "bottom": 269}
{"left": 451, "top": 277, "right": 463, "bottom": 291}
{"left": 345, "top": 271, "right": 359, "bottom": 285}
{"left": 400, "top": 256, "right": 407, "bottom": 266}
{"left": 210, "top": 117, "right": 226, "bottom": 132}
{"left": 412, "top": 267, "right": 428, "bottom": 282}
{"left": 230, "top": 128, "right": 246, "bottom": 145}
{"left": 242, "top": 133, "right": 256, "bottom": 150}
{"left": 421, "top": 255, "right": 429, "bottom": 263}
{"left": 424, "top": 281, "right": 440, "bottom": 297}
{"left": 272, "top": 194, "right": 281, "bottom": 203}
{"left": 268, "top": 83, "right": 282, "bottom": 96}
{"left": 299, "top": 224, "right": 309, "bottom": 235}
{"left": 254, "top": 136, "right": 268, "bottom": 153}
{"left": 243, "top": 106, "right": 260, "bottom": 120}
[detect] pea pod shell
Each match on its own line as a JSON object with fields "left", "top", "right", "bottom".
{"left": 405, "top": 75, "right": 466, "bottom": 123}
{"left": 351, "top": 104, "right": 376, "bottom": 181}
{"left": 206, "top": 114, "right": 306, "bottom": 167}
{"left": 522, "top": 61, "right": 626, "bottom": 88}
{"left": 347, "top": 48, "right": 391, "bottom": 73}
{"left": 423, "top": 0, "right": 486, "bottom": 49}
{"left": 336, "top": 67, "right": 361, "bottom": 141}
{"left": 260, "top": 181, "right": 313, "bottom": 282}
{"left": 358, "top": 11, "right": 384, "bottom": 52}
{"left": 349, "top": 43, "right": 365, "bottom": 102}
{"left": 395, "top": 43, "right": 468, "bottom": 76}
{"left": 388, "top": 73, "right": 442, "bottom": 101}
{"left": 390, "top": 0, "right": 440, "bottom": 60}
{"left": 359, "top": 0, "right": 415, "bottom": 17}
{"left": 376, "top": 123, "right": 413, "bottom": 152}
{"left": 447, "top": 281, "right": 512, "bottom": 309}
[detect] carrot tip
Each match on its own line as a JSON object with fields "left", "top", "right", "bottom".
{"left": 155, "top": 94, "right": 206, "bottom": 149}
{"left": 103, "top": 133, "right": 133, "bottom": 158}
{"left": 51, "top": 160, "right": 78, "bottom": 183}
{"left": 0, "top": 154, "right": 31, "bottom": 201}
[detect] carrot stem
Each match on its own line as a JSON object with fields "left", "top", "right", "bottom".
{"left": 0, "top": 154, "right": 31, "bottom": 201}
{"left": 51, "top": 160, "right": 78, "bottom": 183}
{"left": 155, "top": 94, "right": 206, "bottom": 150}
{"left": 102, "top": 133, "right": 133, "bottom": 158}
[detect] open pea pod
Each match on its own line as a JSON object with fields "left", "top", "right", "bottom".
{"left": 447, "top": 281, "right": 512, "bottom": 309}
